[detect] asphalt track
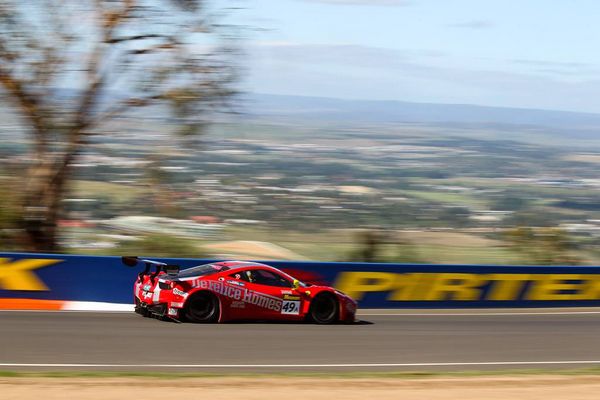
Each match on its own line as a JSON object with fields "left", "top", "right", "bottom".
{"left": 1, "top": 309, "right": 600, "bottom": 372}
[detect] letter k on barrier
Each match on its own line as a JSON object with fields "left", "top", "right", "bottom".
{"left": 0, "top": 258, "right": 62, "bottom": 291}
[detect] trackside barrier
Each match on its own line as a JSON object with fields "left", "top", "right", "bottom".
{"left": 2, "top": 252, "right": 600, "bottom": 309}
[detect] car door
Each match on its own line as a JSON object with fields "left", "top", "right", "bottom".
{"left": 229, "top": 268, "right": 303, "bottom": 321}
{"left": 217, "top": 272, "right": 255, "bottom": 320}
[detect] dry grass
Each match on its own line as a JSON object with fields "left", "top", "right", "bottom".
{"left": 3, "top": 375, "right": 600, "bottom": 400}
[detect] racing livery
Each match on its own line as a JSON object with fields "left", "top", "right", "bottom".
{"left": 123, "top": 257, "right": 357, "bottom": 324}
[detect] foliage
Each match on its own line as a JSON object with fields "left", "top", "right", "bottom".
{"left": 345, "top": 230, "right": 423, "bottom": 263}
{"left": 0, "top": 177, "right": 23, "bottom": 250}
{"left": 505, "top": 211, "right": 559, "bottom": 227}
{"left": 437, "top": 207, "right": 471, "bottom": 228}
{"left": 504, "top": 227, "right": 582, "bottom": 265}
{"left": 0, "top": 0, "right": 240, "bottom": 250}
{"left": 491, "top": 196, "right": 530, "bottom": 212}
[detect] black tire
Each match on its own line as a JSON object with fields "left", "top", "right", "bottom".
{"left": 184, "top": 292, "right": 220, "bottom": 323}
{"left": 309, "top": 293, "right": 339, "bottom": 324}
{"left": 134, "top": 297, "right": 149, "bottom": 317}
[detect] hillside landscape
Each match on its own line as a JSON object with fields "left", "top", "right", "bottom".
{"left": 2, "top": 93, "right": 600, "bottom": 264}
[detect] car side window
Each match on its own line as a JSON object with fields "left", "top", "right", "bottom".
{"left": 231, "top": 269, "right": 292, "bottom": 288}
{"left": 254, "top": 269, "right": 293, "bottom": 288}
{"left": 230, "top": 271, "right": 251, "bottom": 283}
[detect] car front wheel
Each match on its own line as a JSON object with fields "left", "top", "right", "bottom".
{"left": 309, "top": 293, "right": 339, "bottom": 324}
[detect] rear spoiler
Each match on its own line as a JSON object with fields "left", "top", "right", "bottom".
{"left": 122, "top": 256, "right": 180, "bottom": 280}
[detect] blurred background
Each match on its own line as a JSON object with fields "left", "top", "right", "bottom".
{"left": 2, "top": 0, "right": 600, "bottom": 265}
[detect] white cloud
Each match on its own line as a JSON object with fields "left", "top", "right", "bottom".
{"left": 510, "top": 59, "right": 598, "bottom": 78}
{"left": 245, "top": 42, "right": 600, "bottom": 113}
{"left": 512, "top": 59, "right": 589, "bottom": 69}
{"left": 447, "top": 20, "right": 494, "bottom": 29}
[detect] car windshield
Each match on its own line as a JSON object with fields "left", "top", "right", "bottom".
{"left": 178, "top": 263, "right": 230, "bottom": 278}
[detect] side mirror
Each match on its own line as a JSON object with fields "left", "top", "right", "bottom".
{"left": 292, "top": 279, "right": 300, "bottom": 289}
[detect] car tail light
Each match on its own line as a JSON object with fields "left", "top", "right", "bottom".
{"left": 159, "top": 281, "right": 172, "bottom": 290}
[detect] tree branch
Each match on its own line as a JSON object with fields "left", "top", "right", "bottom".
{"left": 106, "top": 33, "right": 166, "bottom": 44}
{"left": 0, "top": 64, "right": 49, "bottom": 154}
{"left": 59, "top": 0, "right": 138, "bottom": 185}
{"left": 72, "top": 0, "right": 138, "bottom": 132}
{"left": 89, "top": 94, "right": 165, "bottom": 128}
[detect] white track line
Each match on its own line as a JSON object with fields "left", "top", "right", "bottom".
{"left": 358, "top": 311, "right": 600, "bottom": 316}
{"left": 0, "top": 310, "right": 131, "bottom": 313}
{"left": 62, "top": 301, "right": 133, "bottom": 312}
{"left": 1, "top": 360, "right": 600, "bottom": 368}
{"left": 1, "top": 310, "right": 600, "bottom": 316}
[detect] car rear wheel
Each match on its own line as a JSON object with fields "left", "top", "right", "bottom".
{"left": 134, "top": 297, "right": 149, "bottom": 317}
{"left": 309, "top": 293, "right": 339, "bottom": 324}
{"left": 184, "top": 292, "right": 219, "bottom": 323}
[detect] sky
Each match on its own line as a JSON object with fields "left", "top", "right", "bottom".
{"left": 238, "top": 0, "right": 600, "bottom": 113}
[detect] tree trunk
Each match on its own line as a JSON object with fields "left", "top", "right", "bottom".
{"left": 21, "top": 154, "right": 73, "bottom": 252}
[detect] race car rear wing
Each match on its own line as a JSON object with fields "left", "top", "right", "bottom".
{"left": 122, "top": 256, "right": 180, "bottom": 280}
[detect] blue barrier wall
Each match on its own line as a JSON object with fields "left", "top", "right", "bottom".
{"left": 2, "top": 252, "right": 600, "bottom": 308}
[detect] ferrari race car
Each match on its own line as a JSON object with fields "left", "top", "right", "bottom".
{"left": 123, "top": 257, "right": 357, "bottom": 324}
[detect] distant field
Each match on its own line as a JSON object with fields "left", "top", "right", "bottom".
{"left": 220, "top": 227, "right": 535, "bottom": 264}
{"left": 71, "top": 180, "right": 147, "bottom": 203}
{"left": 402, "top": 190, "right": 485, "bottom": 208}
{"left": 72, "top": 225, "right": 600, "bottom": 265}
{"left": 563, "top": 154, "right": 600, "bottom": 164}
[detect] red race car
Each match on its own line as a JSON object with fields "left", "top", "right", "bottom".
{"left": 123, "top": 257, "right": 357, "bottom": 324}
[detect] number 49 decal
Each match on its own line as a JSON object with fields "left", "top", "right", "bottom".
{"left": 281, "top": 300, "right": 300, "bottom": 315}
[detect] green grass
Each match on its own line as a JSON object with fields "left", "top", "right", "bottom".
{"left": 222, "top": 226, "right": 516, "bottom": 264}
{"left": 412, "top": 245, "right": 521, "bottom": 265}
{"left": 211, "top": 226, "right": 600, "bottom": 265}
{"left": 71, "top": 180, "right": 148, "bottom": 203}
{"left": 220, "top": 226, "right": 357, "bottom": 261}
{"left": 63, "top": 224, "right": 600, "bottom": 265}
{"left": 3, "top": 367, "right": 600, "bottom": 379}
{"left": 402, "top": 190, "right": 485, "bottom": 208}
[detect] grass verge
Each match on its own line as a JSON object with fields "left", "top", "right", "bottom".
{"left": 3, "top": 367, "right": 600, "bottom": 379}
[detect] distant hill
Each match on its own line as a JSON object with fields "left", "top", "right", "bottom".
{"left": 4, "top": 90, "right": 600, "bottom": 143}
{"left": 13, "top": 89, "right": 600, "bottom": 131}
{"left": 242, "top": 93, "right": 600, "bottom": 134}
